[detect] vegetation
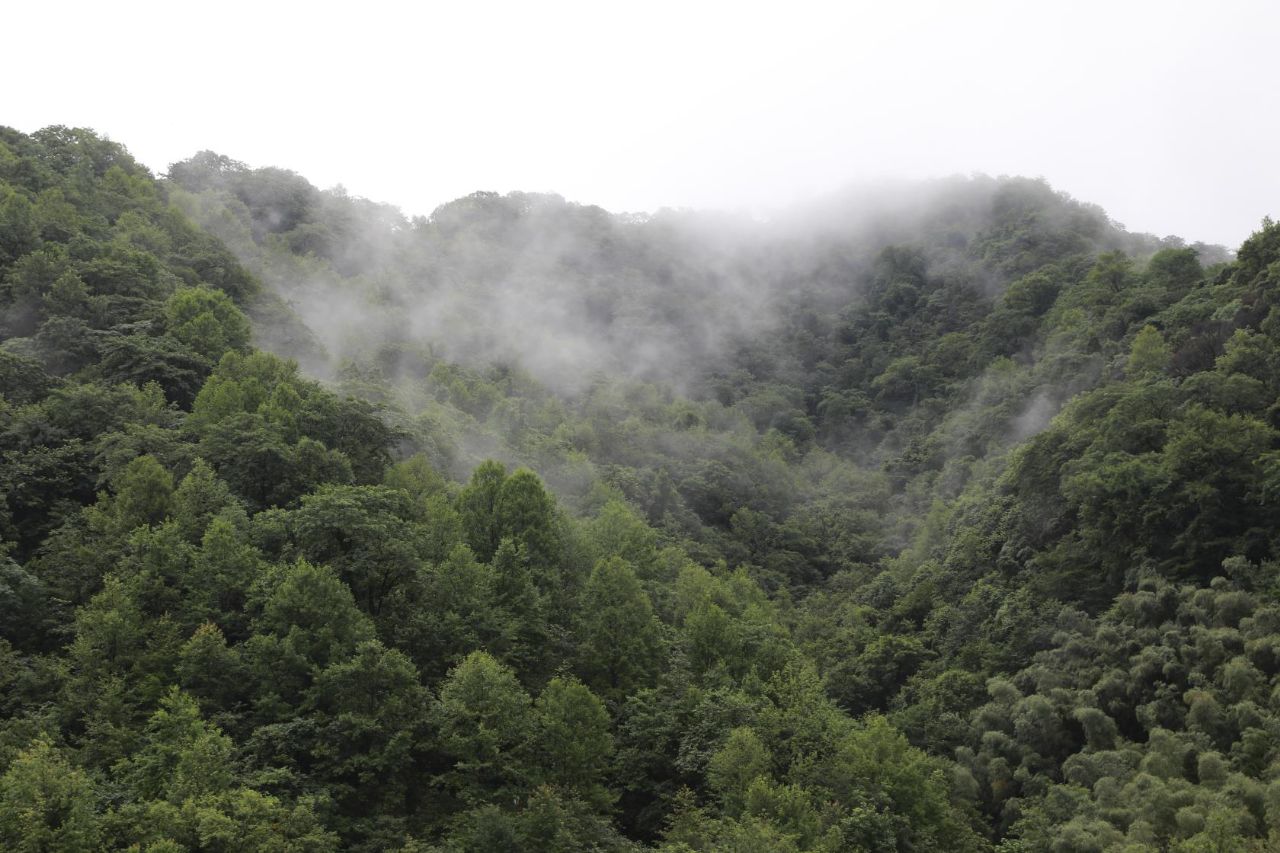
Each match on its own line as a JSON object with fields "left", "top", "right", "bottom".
{"left": 2, "top": 124, "right": 1278, "bottom": 851}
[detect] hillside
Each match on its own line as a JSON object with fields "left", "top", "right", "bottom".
{"left": 2, "top": 125, "right": 1279, "bottom": 852}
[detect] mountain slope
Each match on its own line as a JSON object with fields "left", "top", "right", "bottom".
{"left": 2, "top": 124, "right": 1279, "bottom": 851}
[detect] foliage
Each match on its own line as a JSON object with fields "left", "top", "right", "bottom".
{"left": 2, "top": 122, "right": 1278, "bottom": 848}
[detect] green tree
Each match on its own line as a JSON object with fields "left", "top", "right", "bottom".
{"left": 176, "top": 622, "right": 247, "bottom": 710}
{"left": 489, "top": 537, "right": 551, "bottom": 679}
{"left": 245, "top": 559, "right": 375, "bottom": 706}
{"left": 576, "top": 557, "right": 664, "bottom": 697}
{"left": 189, "top": 514, "right": 260, "bottom": 636}
{"left": 810, "top": 716, "right": 986, "bottom": 852}
{"left": 0, "top": 182, "right": 39, "bottom": 264}
{"left": 533, "top": 676, "right": 615, "bottom": 808}
{"left": 0, "top": 553, "right": 50, "bottom": 649}
{"left": 0, "top": 737, "right": 101, "bottom": 852}
{"left": 286, "top": 484, "right": 426, "bottom": 618}
{"left": 306, "top": 640, "right": 431, "bottom": 826}
{"left": 707, "top": 727, "right": 773, "bottom": 817}
{"left": 1127, "top": 325, "right": 1171, "bottom": 378}
{"left": 495, "top": 468, "right": 562, "bottom": 575}
{"left": 402, "top": 544, "right": 499, "bottom": 679}
{"left": 171, "top": 458, "right": 239, "bottom": 543}
{"left": 436, "top": 650, "right": 533, "bottom": 803}
{"left": 163, "top": 285, "right": 252, "bottom": 362}
{"left": 457, "top": 460, "right": 507, "bottom": 562}
{"left": 113, "top": 454, "right": 174, "bottom": 531}
{"left": 115, "top": 788, "right": 338, "bottom": 853}
{"left": 116, "top": 688, "right": 235, "bottom": 802}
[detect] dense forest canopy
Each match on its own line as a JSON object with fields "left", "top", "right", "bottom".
{"left": 2, "top": 124, "right": 1280, "bottom": 851}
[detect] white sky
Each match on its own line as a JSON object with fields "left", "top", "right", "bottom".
{"left": 5, "top": 0, "right": 1277, "bottom": 247}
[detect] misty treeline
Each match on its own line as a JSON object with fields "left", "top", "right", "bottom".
{"left": 1, "top": 124, "right": 1279, "bottom": 852}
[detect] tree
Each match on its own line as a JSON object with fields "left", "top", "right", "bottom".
{"left": 116, "top": 688, "right": 235, "bottom": 802}
{"left": 189, "top": 514, "right": 260, "bottom": 636}
{"left": 436, "top": 651, "right": 533, "bottom": 803}
{"left": 176, "top": 622, "right": 246, "bottom": 710}
{"left": 495, "top": 468, "right": 561, "bottom": 576}
{"left": 0, "top": 349, "right": 55, "bottom": 405}
{"left": 487, "top": 537, "right": 552, "bottom": 678}
{"left": 306, "top": 640, "right": 431, "bottom": 825}
{"left": 0, "top": 737, "right": 101, "bottom": 852}
{"left": 245, "top": 559, "right": 375, "bottom": 705}
{"left": 707, "top": 727, "right": 772, "bottom": 817}
{"left": 1127, "top": 325, "right": 1171, "bottom": 378}
{"left": 0, "top": 182, "right": 39, "bottom": 264}
{"left": 402, "top": 544, "right": 499, "bottom": 679}
{"left": 576, "top": 557, "right": 664, "bottom": 697}
{"left": 0, "top": 553, "right": 50, "bottom": 649}
{"left": 533, "top": 677, "right": 615, "bottom": 808}
{"left": 286, "top": 484, "right": 426, "bottom": 619}
{"left": 95, "top": 334, "right": 212, "bottom": 408}
{"left": 62, "top": 574, "right": 170, "bottom": 767}
{"left": 112, "top": 454, "right": 174, "bottom": 531}
{"left": 171, "top": 458, "right": 239, "bottom": 543}
{"left": 808, "top": 716, "right": 986, "bottom": 852}
{"left": 457, "top": 460, "right": 507, "bottom": 562}
{"left": 113, "top": 788, "right": 338, "bottom": 853}
{"left": 163, "top": 286, "right": 251, "bottom": 362}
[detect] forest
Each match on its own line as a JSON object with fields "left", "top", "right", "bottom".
{"left": 2, "top": 124, "right": 1280, "bottom": 852}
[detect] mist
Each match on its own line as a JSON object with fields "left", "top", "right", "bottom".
{"left": 153, "top": 153, "right": 1240, "bottom": 553}
{"left": 171, "top": 154, "right": 1205, "bottom": 413}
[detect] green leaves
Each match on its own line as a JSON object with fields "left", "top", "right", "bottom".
{"left": 117, "top": 688, "right": 235, "bottom": 802}
{"left": 0, "top": 737, "right": 101, "bottom": 853}
{"left": 1128, "top": 325, "right": 1172, "bottom": 378}
{"left": 162, "top": 285, "right": 249, "bottom": 361}
{"left": 533, "top": 677, "right": 614, "bottom": 807}
{"left": 12, "top": 119, "right": 1280, "bottom": 852}
{"left": 436, "top": 651, "right": 533, "bottom": 803}
{"left": 245, "top": 559, "right": 375, "bottom": 706}
{"left": 286, "top": 485, "right": 426, "bottom": 618}
{"left": 0, "top": 182, "right": 39, "bottom": 265}
{"left": 576, "top": 557, "right": 664, "bottom": 697}
{"left": 707, "top": 727, "right": 771, "bottom": 816}
{"left": 113, "top": 454, "right": 174, "bottom": 531}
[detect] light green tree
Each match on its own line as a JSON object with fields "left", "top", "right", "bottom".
{"left": 1127, "top": 325, "right": 1171, "bottom": 378}
{"left": 707, "top": 727, "right": 772, "bottom": 817}
{"left": 533, "top": 676, "right": 614, "bottom": 808}
{"left": 576, "top": 557, "right": 664, "bottom": 696}
{"left": 164, "top": 286, "right": 251, "bottom": 362}
{"left": 0, "top": 737, "right": 101, "bottom": 852}
{"left": 436, "top": 650, "right": 533, "bottom": 802}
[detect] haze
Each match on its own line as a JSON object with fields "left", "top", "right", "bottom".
{"left": 7, "top": 0, "right": 1277, "bottom": 247}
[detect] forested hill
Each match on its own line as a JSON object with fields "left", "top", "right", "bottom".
{"left": 2, "top": 125, "right": 1279, "bottom": 852}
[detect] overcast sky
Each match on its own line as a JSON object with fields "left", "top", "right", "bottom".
{"left": 5, "top": 0, "right": 1277, "bottom": 247}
